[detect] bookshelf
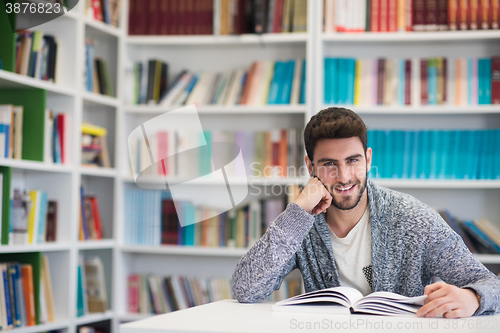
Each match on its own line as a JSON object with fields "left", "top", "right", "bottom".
{"left": 0, "top": 1, "right": 499, "bottom": 333}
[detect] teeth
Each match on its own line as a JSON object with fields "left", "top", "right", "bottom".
{"left": 337, "top": 185, "right": 354, "bottom": 191}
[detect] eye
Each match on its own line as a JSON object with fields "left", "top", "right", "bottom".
{"left": 323, "top": 161, "right": 333, "bottom": 166}
{"left": 349, "top": 158, "right": 358, "bottom": 163}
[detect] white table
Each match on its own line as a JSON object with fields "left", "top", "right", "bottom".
{"left": 120, "top": 299, "right": 500, "bottom": 333}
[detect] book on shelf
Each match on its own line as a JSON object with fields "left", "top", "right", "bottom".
{"left": 79, "top": 327, "right": 109, "bottom": 333}
{"left": 77, "top": 255, "right": 108, "bottom": 317}
{"left": 7, "top": 187, "right": 58, "bottom": 246}
{"left": 0, "top": 104, "right": 23, "bottom": 160}
{"left": 323, "top": 0, "right": 500, "bottom": 33}
{"left": 81, "top": 122, "right": 111, "bottom": 168}
{"left": 85, "top": 0, "right": 122, "bottom": 27}
{"left": 324, "top": 56, "right": 497, "bottom": 106}
{"left": 272, "top": 286, "right": 426, "bottom": 316}
{"left": 219, "top": 0, "right": 308, "bottom": 35}
{"left": 83, "top": 256, "right": 108, "bottom": 313}
{"left": 84, "top": 39, "right": 115, "bottom": 97}
{"left": 44, "top": 110, "right": 71, "bottom": 165}
{"left": 125, "top": 187, "right": 301, "bottom": 247}
{"left": 129, "top": 58, "right": 306, "bottom": 106}
{"left": 79, "top": 186, "right": 104, "bottom": 241}
{"left": 14, "top": 30, "right": 58, "bottom": 82}
{"left": 128, "top": 128, "right": 303, "bottom": 180}
{"left": 368, "top": 128, "right": 500, "bottom": 180}
{"left": 0, "top": 253, "right": 56, "bottom": 328}
{"left": 128, "top": 0, "right": 213, "bottom": 35}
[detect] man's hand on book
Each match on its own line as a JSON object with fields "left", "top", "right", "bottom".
{"left": 416, "top": 281, "right": 480, "bottom": 318}
{"left": 294, "top": 177, "right": 333, "bottom": 215}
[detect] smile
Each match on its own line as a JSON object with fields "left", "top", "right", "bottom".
{"left": 334, "top": 184, "right": 356, "bottom": 194}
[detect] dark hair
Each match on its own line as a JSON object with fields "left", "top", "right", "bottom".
{"left": 304, "top": 107, "right": 367, "bottom": 161}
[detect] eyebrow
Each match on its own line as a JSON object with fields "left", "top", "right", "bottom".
{"left": 316, "top": 154, "right": 363, "bottom": 163}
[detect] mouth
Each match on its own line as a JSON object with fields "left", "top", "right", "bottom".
{"left": 334, "top": 184, "right": 356, "bottom": 195}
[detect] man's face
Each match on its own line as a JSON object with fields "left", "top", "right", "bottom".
{"left": 309, "top": 137, "right": 372, "bottom": 211}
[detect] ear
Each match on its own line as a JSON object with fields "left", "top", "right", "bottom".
{"left": 305, "top": 155, "right": 313, "bottom": 177}
{"left": 366, "top": 147, "right": 372, "bottom": 172}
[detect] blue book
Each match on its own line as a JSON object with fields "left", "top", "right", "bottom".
{"left": 80, "top": 187, "right": 89, "bottom": 240}
{"left": 402, "top": 131, "right": 413, "bottom": 179}
{"left": 52, "top": 116, "right": 61, "bottom": 164}
{"left": 476, "top": 130, "right": 487, "bottom": 179}
{"left": 367, "top": 130, "right": 376, "bottom": 178}
{"left": 383, "top": 130, "right": 393, "bottom": 178}
{"left": 478, "top": 59, "right": 486, "bottom": 104}
{"left": 331, "top": 58, "right": 338, "bottom": 104}
{"left": 393, "top": 130, "right": 404, "bottom": 178}
{"left": 484, "top": 58, "right": 492, "bottom": 104}
{"left": 398, "top": 59, "right": 405, "bottom": 105}
{"left": 496, "top": 130, "right": 500, "bottom": 179}
{"left": 324, "top": 58, "right": 333, "bottom": 104}
{"left": 409, "top": 131, "right": 419, "bottom": 179}
{"left": 299, "top": 59, "right": 306, "bottom": 104}
{"left": 37, "top": 191, "right": 48, "bottom": 243}
{"left": 278, "top": 61, "right": 291, "bottom": 104}
{"left": 376, "top": 130, "right": 386, "bottom": 178}
{"left": 448, "top": 130, "right": 462, "bottom": 179}
{"left": 3, "top": 265, "right": 13, "bottom": 327}
{"left": 0, "top": 124, "right": 5, "bottom": 158}
{"left": 486, "top": 130, "right": 495, "bottom": 179}
{"left": 464, "top": 221, "right": 500, "bottom": 254}
{"left": 346, "top": 58, "right": 356, "bottom": 105}
{"left": 8, "top": 264, "right": 21, "bottom": 327}
{"left": 267, "top": 62, "right": 283, "bottom": 104}
{"left": 463, "top": 130, "right": 477, "bottom": 179}
{"left": 428, "top": 130, "right": 439, "bottom": 179}
{"left": 428, "top": 59, "right": 437, "bottom": 105}
{"left": 338, "top": 58, "right": 347, "bottom": 104}
{"left": 177, "top": 201, "right": 185, "bottom": 246}
{"left": 438, "top": 130, "right": 450, "bottom": 179}
{"left": 183, "top": 203, "right": 195, "bottom": 246}
{"left": 282, "top": 60, "right": 295, "bottom": 104}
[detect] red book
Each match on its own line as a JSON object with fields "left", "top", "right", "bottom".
{"left": 420, "top": 59, "right": 428, "bottom": 105}
{"left": 279, "top": 129, "right": 288, "bottom": 177}
{"left": 240, "top": 63, "right": 257, "bottom": 104}
{"left": 371, "top": 0, "right": 380, "bottom": 32}
{"left": 380, "top": 0, "right": 388, "bottom": 31}
{"left": 170, "top": 0, "right": 178, "bottom": 35}
{"left": 413, "top": 0, "right": 426, "bottom": 31}
{"left": 89, "top": 196, "right": 103, "bottom": 240}
{"left": 425, "top": 0, "right": 438, "bottom": 30}
{"left": 206, "top": 0, "right": 214, "bottom": 35}
{"left": 491, "top": 56, "right": 500, "bottom": 104}
{"left": 377, "top": 59, "right": 385, "bottom": 105}
{"left": 405, "top": 59, "right": 412, "bottom": 105}
{"left": 478, "top": 0, "right": 489, "bottom": 29}
{"left": 136, "top": 0, "right": 148, "bottom": 34}
{"left": 388, "top": 0, "right": 397, "bottom": 31}
{"left": 458, "top": 0, "right": 468, "bottom": 30}
{"left": 490, "top": 0, "right": 499, "bottom": 29}
{"left": 57, "top": 113, "right": 65, "bottom": 164}
{"left": 437, "top": 0, "right": 448, "bottom": 30}
{"left": 92, "top": 0, "right": 104, "bottom": 21}
{"left": 274, "top": 0, "right": 284, "bottom": 32}
{"left": 157, "top": 131, "right": 169, "bottom": 176}
{"left": 159, "top": 0, "right": 169, "bottom": 35}
{"left": 161, "top": 199, "right": 179, "bottom": 245}
{"left": 127, "top": 275, "right": 140, "bottom": 313}
{"left": 469, "top": 0, "right": 479, "bottom": 30}
{"left": 178, "top": 0, "right": 186, "bottom": 35}
{"left": 405, "top": 0, "right": 414, "bottom": 31}
{"left": 128, "top": 0, "right": 137, "bottom": 35}
{"left": 448, "top": 0, "right": 458, "bottom": 30}
{"left": 185, "top": 0, "right": 195, "bottom": 35}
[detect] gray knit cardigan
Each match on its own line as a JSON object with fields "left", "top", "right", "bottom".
{"left": 231, "top": 180, "right": 500, "bottom": 315}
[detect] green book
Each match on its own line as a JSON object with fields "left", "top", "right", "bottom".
{"left": 0, "top": 89, "right": 46, "bottom": 161}
{"left": 0, "top": 166, "right": 11, "bottom": 245}
{"left": 0, "top": 1, "right": 16, "bottom": 72}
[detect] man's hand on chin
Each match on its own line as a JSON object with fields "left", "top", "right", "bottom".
{"left": 416, "top": 281, "right": 480, "bottom": 318}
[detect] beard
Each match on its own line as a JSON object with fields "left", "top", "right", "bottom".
{"left": 329, "top": 172, "right": 368, "bottom": 211}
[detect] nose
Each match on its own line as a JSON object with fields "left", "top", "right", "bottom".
{"left": 337, "top": 163, "right": 351, "bottom": 184}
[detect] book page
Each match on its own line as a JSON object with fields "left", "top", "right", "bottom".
{"left": 275, "top": 286, "right": 364, "bottom": 308}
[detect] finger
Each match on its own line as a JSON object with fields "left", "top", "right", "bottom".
{"left": 424, "top": 281, "right": 447, "bottom": 296}
{"left": 443, "top": 309, "right": 462, "bottom": 319}
{"left": 424, "top": 302, "right": 458, "bottom": 318}
{"left": 417, "top": 295, "right": 453, "bottom": 317}
{"left": 424, "top": 285, "right": 451, "bottom": 304}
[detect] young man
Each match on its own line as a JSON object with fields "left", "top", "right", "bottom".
{"left": 231, "top": 107, "right": 500, "bottom": 318}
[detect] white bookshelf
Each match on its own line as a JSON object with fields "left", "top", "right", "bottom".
{"left": 1, "top": 1, "right": 500, "bottom": 333}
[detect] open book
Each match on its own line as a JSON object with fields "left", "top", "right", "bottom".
{"left": 272, "top": 287, "right": 427, "bottom": 316}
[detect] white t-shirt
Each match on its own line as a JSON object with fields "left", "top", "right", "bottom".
{"left": 327, "top": 208, "right": 373, "bottom": 296}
